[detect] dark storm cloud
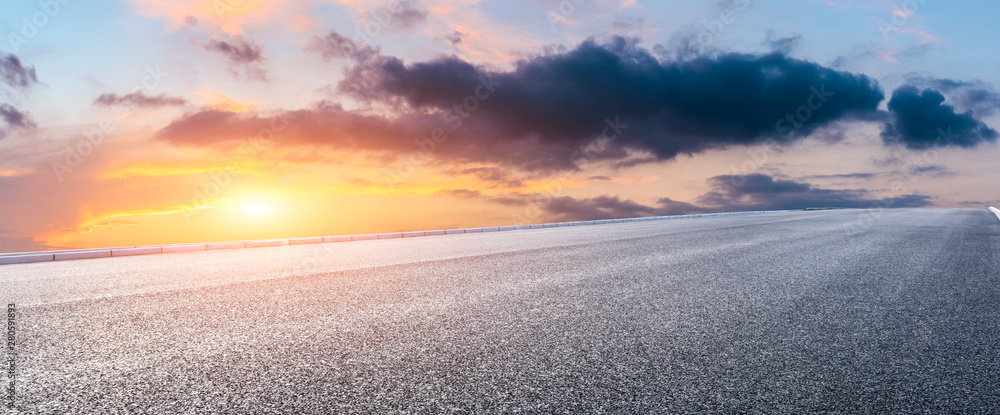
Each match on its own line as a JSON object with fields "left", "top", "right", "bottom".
{"left": 340, "top": 36, "right": 884, "bottom": 161}
{"left": 904, "top": 76, "right": 1000, "bottom": 117}
{"left": 881, "top": 86, "right": 998, "bottom": 150}
{"left": 93, "top": 91, "right": 188, "bottom": 108}
{"left": 0, "top": 53, "right": 39, "bottom": 90}
{"left": 170, "top": 36, "right": 891, "bottom": 173}
{"left": 203, "top": 36, "right": 269, "bottom": 81}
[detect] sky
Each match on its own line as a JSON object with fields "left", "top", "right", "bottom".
{"left": 0, "top": 0, "right": 998, "bottom": 253}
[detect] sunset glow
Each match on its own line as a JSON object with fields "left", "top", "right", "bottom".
{"left": 0, "top": 0, "right": 998, "bottom": 253}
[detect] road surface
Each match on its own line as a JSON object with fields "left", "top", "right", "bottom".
{"left": 2, "top": 208, "right": 999, "bottom": 413}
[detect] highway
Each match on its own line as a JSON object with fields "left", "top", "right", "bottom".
{"left": 2, "top": 208, "right": 999, "bottom": 413}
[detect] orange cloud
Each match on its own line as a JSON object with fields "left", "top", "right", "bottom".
{"left": 80, "top": 219, "right": 139, "bottom": 234}
{"left": 197, "top": 87, "right": 259, "bottom": 112}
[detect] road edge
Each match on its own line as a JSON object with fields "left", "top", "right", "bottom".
{"left": 0, "top": 209, "right": 813, "bottom": 265}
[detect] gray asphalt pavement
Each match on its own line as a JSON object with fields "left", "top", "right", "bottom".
{"left": 2, "top": 208, "right": 999, "bottom": 413}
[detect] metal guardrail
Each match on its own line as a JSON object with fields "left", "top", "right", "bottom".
{"left": 0, "top": 208, "right": 817, "bottom": 265}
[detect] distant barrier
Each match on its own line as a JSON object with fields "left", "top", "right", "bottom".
{"left": 0, "top": 208, "right": 819, "bottom": 265}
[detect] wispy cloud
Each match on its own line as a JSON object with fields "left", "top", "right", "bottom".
{"left": 93, "top": 91, "right": 188, "bottom": 108}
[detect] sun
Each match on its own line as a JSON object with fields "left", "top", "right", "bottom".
{"left": 242, "top": 200, "right": 271, "bottom": 217}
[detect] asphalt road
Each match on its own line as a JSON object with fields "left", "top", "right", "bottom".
{"left": 2, "top": 208, "right": 999, "bottom": 414}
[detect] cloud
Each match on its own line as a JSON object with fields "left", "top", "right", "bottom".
{"left": 0, "top": 104, "right": 35, "bottom": 129}
{"left": 0, "top": 103, "right": 37, "bottom": 138}
{"left": 828, "top": 41, "right": 936, "bottom": 69}
{"left": 951, "top": 88, "right": 1000, "bottom": 117}
{"left": 500, "top": 174, "right": 932, "bottom": 223}
{"left": 155, "top": 102, "right": 421, "bottom": 150}
{"left": 958, "top": 200, "right": 999, "bottom": 206}
{"left": 541, "top": 195, "right": 688, "bottom": 222}
{"left": 909, "top": 165, "right": 955, "bottom": 177}
{"left": 204, "top": 36, "right": 266, "bottom": 63}
{"left": 904, "top": 76, "right": 1000, "bottom": 117}
{"left": 610, "top": 17, "right": 648, "bottom": 36}
{"left": 490, "top": 192, "right": 705, "bottom": 223}
{"left": 443, "top": 31, "right": 463, "bottom": 46}
{"left": 0, "top": 53, "right": 39, "bottom": 91}
{"left": 308, "top": 30, "right": 380, "bottom": 62}
{"left": 361, "top": 1, "right": 428, "bottom": 32}
{"left": 196, "top": 87, "right": 259, "bottom": 112}
{"left": 156, "top": 102, "right": 614, "bottom": 173}
{"left": 93, "top": 91, "right": 188, "bottom": 108}
{"left": 449, "top": 166, "right": 524, "bottom": 187}
{"left": 910, "top": 77, "right": 972, "bottom": 92}
{"left": 203, "top": 35, "right": 269, "bottom": 81}
{"left": 170, "top": 36, "right": 977, "bottom": 183}
{"left": 881, "top": 86, "right": 998, "bottom": 150}
{"left": 435, "top": 189, "right": 482, "bottom": 198}
{"left": 803, "top": 172, "right": 877, "bottom": 180}
{"left": 160, "top": 36, "right": 891, "bottom": 173}
{"left": 337, "top": 36, "right": 884, "bottom": 161}
{"left": 0, "top": 229, "right": 52, "bottom": 253}
{"left": 696, "top": 174, "right": 931, "bottom": 210}
{"left": 0, "top": 53, "right": 38, "bottom": 139}
{"left": 763, "top": 32, "right": 802, "bottom": 54}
